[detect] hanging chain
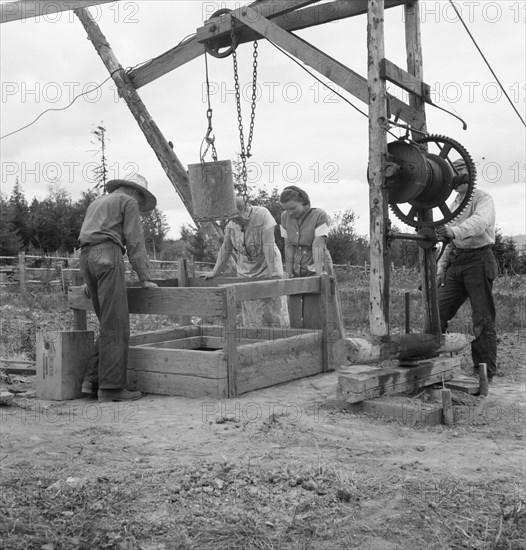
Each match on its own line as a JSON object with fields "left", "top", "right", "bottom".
{"left": 231, "top": 18, "right": 258, "bottom": 205}
{"left": 200, "top": 51, "right": 218, "bottom": 163}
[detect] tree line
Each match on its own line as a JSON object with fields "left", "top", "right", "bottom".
{"left": 1, "top": 176, "right": 524, "bottom": 275}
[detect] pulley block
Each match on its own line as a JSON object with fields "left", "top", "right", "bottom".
{"left": 204, "top": 9, "right": 240, "bottom": 59}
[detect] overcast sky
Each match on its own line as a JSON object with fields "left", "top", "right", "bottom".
{"left": 1, "top": 0, "right": 525, "bottom": 240}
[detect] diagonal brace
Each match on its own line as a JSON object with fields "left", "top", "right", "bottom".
{"left": 231, "top": 6, "right": 425, "bottom": 128}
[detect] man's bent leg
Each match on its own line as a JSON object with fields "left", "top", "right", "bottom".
{"left": 438, "top": 264, "right": 468, "bottom": 333}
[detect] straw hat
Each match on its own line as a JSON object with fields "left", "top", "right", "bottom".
{"left": 106, "top": 174, "right": 157, "bottom": 212}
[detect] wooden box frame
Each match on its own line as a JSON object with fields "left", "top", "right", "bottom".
{"left": 68, "top": 275, "right": 336, "bottom": 398}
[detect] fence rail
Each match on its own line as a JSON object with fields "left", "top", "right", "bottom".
{"left": 0, "top": 253, "right": 377, "bottom": 294}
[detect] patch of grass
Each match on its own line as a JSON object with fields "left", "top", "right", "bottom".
{"left": 1, "top": 459, "right": 524, "bottom": 550}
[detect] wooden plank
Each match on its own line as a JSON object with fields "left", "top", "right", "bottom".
{"left": 128, "top": 370, "right": 227, "bottom": 399}
{"left": 127, "top": 346, "right": 226, "bottom": 378}
{"left": 69, "top": 285, "right": 225, "bottom": 316}
{"left": 223, "top": 286, "right": 238, "bottom": 398}
{"left": 0, "top": 360, "right": 36, "bottom": 375}
{"left": 233, "top": 276, "right": 321, "bottom": 302}
{"left": 74, "top": 7, "right": 223, "bottom": 248}
{"left": 200, "top": 325, "right": 317, "bottom": 340}
{"left": 188, "top": 276, "right": 274, "bottom": 287}
{"left": 0, "top": 392, "right": 14, "bottom": 405}
{"left": 237, "top": 333, "right": 323, "bottom": 394}
{"left": 1, "top": 0, "right": 117, "bottom": 23}
{"left": 368, "top": 0, "right": 390, "bottom": 336}
{"left": 136, "top": 337, "right": 204, "bottom": 350}
{"left": 127, "top": 287, "right": 224, "bottom": 316}
{"left": 129, "top": 326, "right": 200, "bottom": 346}
{"left": 380, "top": 58, "right": 431, "bottom": 101}
{"left": 337, "top": 356, "right": 460, "bottom": 403}
{"left": 444, "top": 378, "right": 480, "bottom": 395}
{"left": 128, "top": 0, "right": 409, "bottom": 89}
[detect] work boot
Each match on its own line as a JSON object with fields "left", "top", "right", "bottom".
{"left": 81, "top": 380, "right": 98, "bottom": 398}
{"left": 97, "top": 389, "right": 143, "bottom": 403}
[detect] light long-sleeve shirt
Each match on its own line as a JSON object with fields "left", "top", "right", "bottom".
{"left": 437, "top": 189, "right": 496, "bottom": 274}
{"left": 79, "top": 189, "right": 151, "bottom": 282}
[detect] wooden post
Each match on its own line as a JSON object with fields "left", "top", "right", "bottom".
{"left": 18, "top": 252, "right": 26, "bottom": 295}
{"left": 367, "top": 0, "right": 389, "bottom": 337}
{"left": 73, "top": 7, "right": 223, "bottom": 247}
{"left": 71, "top": 271, "right": 87, "bottom": 330}
{"left": 223, "top": 286, "right": 238, "bottom": 398}
{"left": 319, "top": 274, "right": 331, "bottom": 372}
{"left": 441, "top": 388, "right": 454, "bottom": 426}
{"left": 177, "top": 258, "right": 192, "bottom": 326}
{"left": 478, "top": 363, "right": 489, "bottom": 397}
{"left": 404, "top": 1, "right": 440, "bottom": 337}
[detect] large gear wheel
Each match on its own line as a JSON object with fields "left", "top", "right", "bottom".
{"left": 388, "top": 134, "right": 477, "bottom": 228}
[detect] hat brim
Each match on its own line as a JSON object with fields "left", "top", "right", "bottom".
{"left": 106, "top": 179, "right": 157, "bottom": 212}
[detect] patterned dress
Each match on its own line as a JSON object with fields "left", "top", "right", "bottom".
{"left": 225, "top": 206, "right": 289, "bottom": 328}
{"left": 280, "top": 207, "right": 344, "bottom": 336}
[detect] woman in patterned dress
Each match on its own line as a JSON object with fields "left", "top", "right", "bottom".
{"left": 203, "top": 197, "right": 289, "bottom": 328}
{"left": 279, "top": 185, "right": 344, "bottom": 336}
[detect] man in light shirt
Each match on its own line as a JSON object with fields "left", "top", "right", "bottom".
{"left": 437, "top": 159, "right": 498, "bottom": 380}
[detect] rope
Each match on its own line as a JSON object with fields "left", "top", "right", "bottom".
{"left": 448, "top": 0, "right": 525, "bottom": 128}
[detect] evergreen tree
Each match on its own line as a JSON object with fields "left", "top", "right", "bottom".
{"left": 90, "top": 123, "right": 109, "bottom": 193}
{"left": 0, "top": 193, "right": 23, "bottom": 255}
{"left": 141, "top": 207, "right": 171, "bottom": 259}
{"left": 326, "top": 209, "right": 368, "bottom": 265}
{"left": 8, "top": 178, "right": 30, "bottom": 248}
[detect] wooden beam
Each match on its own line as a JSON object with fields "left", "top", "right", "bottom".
{"left": 368, "top": 0, "right": 390, "bottom": 336}
{"left": 337, "top": 332, "right": 470, "bottom": 364}
{"left": 68, "top": 285, "right": 225, "bottom": 317}
{"left": 197, "top": 0, "right": 322, "bottom": 43}
{"left": 73, "top": 8, "right": 223, "bottom": 246}
{"left": 232, "top": 276, "right": 321, "bottom": 302}
{"left": 404, "top": 1, "right": 440, "bottom": 336}
{"left": 129, "top": 0, "right": 409, "bottom": 89}
{"left": 1, "top": 0, "right": 117, "bottom": 23}
{"left": 231, "top": 6, "right": 424, "bottom": 127}
{"left": 380, "top": 58, "right": 431, "bottom": 101}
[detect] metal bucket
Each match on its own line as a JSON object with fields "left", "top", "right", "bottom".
{"left": 188, "top": 160, "right": 237, "bottom": 221}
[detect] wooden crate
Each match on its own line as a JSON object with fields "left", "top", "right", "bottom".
{"left": 36, "top": 330, "right": 94, "bottom": 400}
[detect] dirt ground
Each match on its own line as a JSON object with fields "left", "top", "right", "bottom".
{"left": 1, "top": 336, "right": 525, "bottom": 550}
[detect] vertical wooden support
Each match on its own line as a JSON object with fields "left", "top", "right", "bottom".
{"left": 223, "top": 285, "right": 238, "bottom": 398}
{"left": 18, "top": 252, "right": 26, "bottom": 295}
{"left": 319, "top": 274, "right": 331, "bottom": 372}
{"left": 71, "top": 271, "right": 87, "bottom": 330}
{"left": 177, "top": 259, "right": 192, "bottom": 326}
{"left": 73, "top": 7, "right": 223, "bottom": 247}
{"left": 367, "top": 0, "right": 390, "bottom": 337}
{"left": 404, "top": 1, "right": 440, "bottom": 336}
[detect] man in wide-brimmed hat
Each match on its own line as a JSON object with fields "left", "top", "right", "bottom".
{"left": 437, "top": 159, "right": 498, "bottom": 382}
{"left": 78, "top": 175, "right": 158, "bottom": 402}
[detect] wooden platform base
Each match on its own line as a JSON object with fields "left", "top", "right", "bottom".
{"left": 346, "top": 395, "right": 444, "bottom": 426}
{"left": 337, "top": 356, "right": 461, "bottom": 404}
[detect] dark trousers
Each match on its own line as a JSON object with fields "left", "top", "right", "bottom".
{"left": 80, "top": 242, "right": 130, "bottom": 389}
{"left": 438, "top": 246, "right": 497, "bottom": 377}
